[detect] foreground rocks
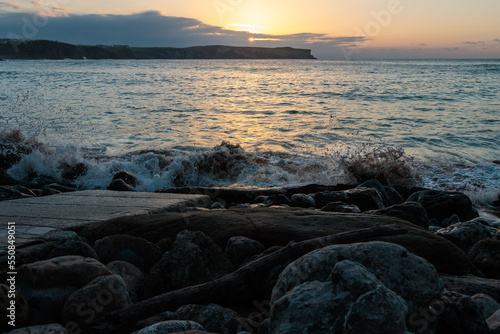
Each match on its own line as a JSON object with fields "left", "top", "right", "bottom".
{"left": 3, "top": 182, "right": 499, "bottom": 334}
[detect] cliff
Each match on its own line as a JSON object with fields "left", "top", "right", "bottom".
{"left": 0, "top": 40, "right": 316, "bottom": 60}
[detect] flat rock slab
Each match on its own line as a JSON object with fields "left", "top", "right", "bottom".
{"left": 0, "top": 190, "right": 210, "bottom": 249}
{"left": 78, "top": 207, "right": 473, "bottom": 275}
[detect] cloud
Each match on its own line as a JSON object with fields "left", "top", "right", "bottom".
{"left": 0, "top": 2, "right": 22, "bottom": 10}
{"left": 0, "top": 10, "right": 364, "bottom": 56}
{"left": 493, "top": 39, "right": 500, "bottom": 43}
{"left": 417, "top": 43, "right": 427, "bottom": 47}
{"left": 462, "top": 41, "right": 485, "bottom": 45}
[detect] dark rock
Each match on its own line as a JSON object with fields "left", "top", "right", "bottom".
{"left": 496, "top": 229, "right": 500, "bottom": 241}
{"left": 16, "top": 256, "right": 112, "bottom": 325}
{"left": 471, "top": 294, "right": 500, "bottom": 319}
{"left": 22, "top": 174, "right": 57, "bottom": 189}
{"left": 4, "top": 324, "right": 68, "bottom": 334}
{"left": 384, "top": 185, "right": 405, "bottom": 205}
{"left": 141, "top": 230, "right": 234, "bottom": 298}
{"left": 254, "top": 195, "right": 268, "bottom": 203}
{"left": 345, "top": 187, "right": 386, "bottom": 212}
{"left": 60, "top": 162, "right": 88, "bottom": 181}
{"left": 211, "top": 201, "right": 226, "bottom": 209}
{"left": 366, "top": 201, "right": 429, "bottom": 229}
{"left": 39, "top": 187, "right": 62, "bottom": 197}
{"left": 436, "top": 290, "right": 489, "bottom": 334}
{"left": 488, "top": 310, "right": 500, "bottom": 333}
{"left": 106, "top": 260, "right": 146, "bottom": 303}
{"left": 47, "top": 240, "right": 99, "bottom": 260}
{"left": 320, "top": 201, "right": 361, "bottom": 213}
{"left": 407, "top": 190, "right": 479, "bottom": 222}
{"left": 225, "top": 236, "right": 266, "bottom": 267}
{"left": 270, "top": 260, "right": 408, "bottom": 334}
{"left": 0, "top": 185, "right": 36, "bottom": 201}
{"left": 93, "top": 234, "right": 161, "bottom": 271}
{"left": 442, "top": 214, "right": 461, "bottom": 228}
{"left": 0, "top": 167, "right": 16, "bottom": 185}
{"left": 107, "top": 178, "right": 135, "bottom": 191}
{"left": 441, "top": 274, "right": 500, "bottom": 301}
{"left": 112, "top": 170, "right": 139, "bottom": 187}
{"left": 136, "top": 311, "right": 176, "bottom": 330}
{"left": 1, "top": 284, "right": 29, "bottom": 331}
{"left": 271, "top": 241, "right": 443, "bottom": 314}
{"left": 43, "top": 183, "right": 77, "bottom": 193}
{"left": 62, "top": 275, "right": 131, "bottom": 331}
{"left": 358, "top": 179, "right": 401, "bottom": 206}
{"left": 314, "top": 191, "right": 348, "bottom": 208}
{"left": 467, "top": 239, "right": 500, "bottom": 279}
{"left": 436, "top": 220, "right": 494, "bottom": 253}
{"left": 174, "top": 303, "right": 246, "bottom": 334}
{"left": 136, "top": 321, "right": 205, "bottom": 334}
{"left": 290, "top": 193, "right": 315, "bottom": 208}
{"left": 78, "top": 208, "right": 474, "bottom": 275}
{"left": 156, "top": 237, "right": 174, "bottom": 254}
{"left": 264, "top": 194, "right": 291, "bottom": 207}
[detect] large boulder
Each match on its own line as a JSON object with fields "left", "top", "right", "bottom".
{"left": 441, "top": 274, "right": 500, "bottom": 301}
{"left": 270, "top": 260, "right": 408, "bottom": 334}
{"left": 358, "top": 179, "right": 403, "bottom": 206}
{"left": 173, "top": 303, "right": 246, "bottom": 334}
{"left": 0, "top": 167, "right": 16, "bottom": 186}
{"left": 436, "top": 290, "right": 489, "bottom": 334}
{"left": 136, "top": 321, "right": 205, "bottom": 334}
{"left": 467, "top": 239, "right": 500, "bottom": 278}
{"left": 488, "top": 310, "right": 500, "bottom": 334}
{"left": 407, "top": 190, "right": 479, "bottom": 222}
{"left": 16, "top": 256, "right": 112, "bottom": 325}
{"left": 78, "top": 208, "right": 473, "bottom": 275}
{"left": 61, "top": 275, "right": 131, "bottom": 332}
{"left": 93, "top": 234, "right": 162, "bottom": 271}
{"left": 436, "top": 220, "right": 494, "bottom": 253}
{"left": 271, "top": 241, "right": 443, "bottom": 314}
{"left": 47, "top": 240, "right": 99, "bottom": 260}
{"left": 141, "top": 230, "right": 234, "bottom": 298}
{"left": 366, "top": 201, "right": 429, "bottom": 229}
{"left": 471, "top": 293, "right": 500, "bottom": 319}
{"left": 290, "top": 193, "right": 315, "bottom": 208}
{"left": 225, "top": 236, "right": 266, "bottom": 267}
{"left": 345, "top": 187, "right": 386, "bottom": 212}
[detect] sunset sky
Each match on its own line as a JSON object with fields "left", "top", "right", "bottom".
{"left": 1, "top": 0, "right": 499, "bottom": 59}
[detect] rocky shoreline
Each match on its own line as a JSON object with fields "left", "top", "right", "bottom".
{"left": 1, "top": 166, "right": 500, "bottom": 333}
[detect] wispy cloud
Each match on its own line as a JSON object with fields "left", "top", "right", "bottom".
{"left": 0, "top": 1, "right": 22, "bottom": 10}
{"left": 462, "top": 41, "right": 485, "bottom": 45}
{"left": 493, "top": 39, "right": 500, "bottom": 43}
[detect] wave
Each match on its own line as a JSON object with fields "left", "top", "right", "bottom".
{"left": 1, "top": 128, "right": 499, "bottom": 207}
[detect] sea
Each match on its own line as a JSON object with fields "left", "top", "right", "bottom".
{"left": 1, "top": 59, "right": 499, "bottom": 207}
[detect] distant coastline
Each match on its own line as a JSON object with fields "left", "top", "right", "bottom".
{"left": 0, "top": 39, "right": 316, "bottom": 60}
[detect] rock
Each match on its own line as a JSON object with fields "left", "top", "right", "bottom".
{"left": 441, "top": 274, "right": 500, "bottom": 301}
{"left": 62, "top": 275, "right": 131, "bottom": 331}
{"left": 0, "top": 167, "right": 16, "bottom": 185}
{"left": 225, "top": 236, "right": 266, "bottom": 267}
{"left": 107, "top": 178, "right": 135, "bottom": 191}
{"left": 107, "top": 260, "right": 146, "bottom": 303}
{"left": 0, "top": 185, "right": 36, "bottom": 201}
{"left": 39, "top": 187, "right": 62, "bottom": 197}
{"left": 472, "top": 293, "right": 500, "bottom": 319}
{"left": 211, "top": 201, "right": 226, "bottom": 209}
{"left": 358, "top": 179, "right": 401, "bottom": 206}
{"left": 174, "top": 304, "right": 246, "bottom": 334}
{"left": 467, "top": 239, "right": 500, "bottom": 278}
{"left": 290, "top": 194, "right": 315, "bottom": 208}
{"left": 345, "top": 187, "right": 386, "bottom": 212}
{"left": 488, "top": 310, "right": 500, "bottom": 333}
{"left": 269, "top": 260, "right": 408, "bottom": 334}
{"left": 43, "top": 183, "right": 77, "bottom": 193}
{"left": 271, "top": 241, "right": 443, "bottom": 314}
{"left": 112, "top": 170, "right": 139, "bottom": 187}
{"left": 366, "top": 201, "right": 429, "bottom": 229}
{"left": 1, "top": 284, "right": 29, "bottom": 331}
{"left": 320, "top": 201, "right": 361, "bottom": 213}
{"left": 47, "top": 240, "right": 99, "bottom": 260}
{"left": 314, "top": 191, "right": 347, "bottom": 208}
{"left": 5, "top": 324, "right": 68, "bottom": 334}
{"left": 442, "top": 214, "right": 461, "bottom": 228}
{"left": 436, "top": 220, "right": 494, "bottom": 253}
{"left": 264, "top": 194, "right": 291, "bottom": 207}
{"left": 60, "top": 162, "right": 88, "bottom": 181}
{"left": 40, "top": 230, "right": 80, "bottom": 243}
{"left": 407, "top": 190, "right": 479, "bottom": 222}
{"left": 78, "top": 208, "right": 474, "bottom": 275}
{"left": 436, "top": 290, "right": 489, "bottom": 334}
{"left": 254, "top": 195, "right": 268, "bottom": 203}
{"left": 93, "top": 234, "right": 162, "bottom": 271}
{"left": 156, "top": 237, "right": 174, "bottom": 254}
{"left": 141, "top": 230, "right": 234, "bottom": 298}
{"left": 496, "top": 229, "right": 500, "bottom": 241}
{"left": 136, "top": 321, "right": 205, "bottom": 334}
{"left": 16, "top": 256, "right": 112, "bottom": 325}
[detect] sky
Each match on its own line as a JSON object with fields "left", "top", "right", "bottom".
{"left": 0, "top": 0, "right": 499, "bottom": 59}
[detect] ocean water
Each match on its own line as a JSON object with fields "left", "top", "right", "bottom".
{"left": 1, "top": 59, "right": 499, "bottom": 206}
